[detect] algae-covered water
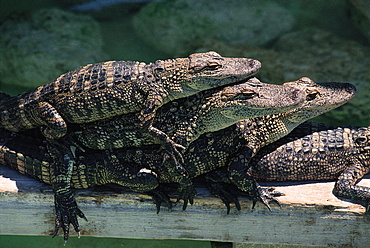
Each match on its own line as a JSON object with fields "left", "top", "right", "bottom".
{"left": 0, "top": 235, "right": 218, "bottom": 248}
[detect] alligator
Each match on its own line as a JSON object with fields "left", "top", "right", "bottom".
{"left": 217, "top": 121, "right": 370, "bottom": 212}
{"left": 204, "top": 77, "right": 356, "bottom": 209}
{"left": 0, "top": 74, "right": 305, "bottom": 239}
{"left": 0, "top": 51, "right": 261, "bottom": 164}
{"left": 0, "top": 78, "right": 354, "bottom": 241}
{"left": 227, "top": 77, "right": 357, "bottom": 191}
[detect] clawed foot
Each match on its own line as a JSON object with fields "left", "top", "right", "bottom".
{"left": 207, "top": 181, "right": 283, "bottom": 213}
{"left": 148, "top": 186, "right": 174, "bottom": 213}
{"left": 53, "top": 195, "right": 88, "bottom": 244}
{"left": 172, "top": 173, "right": 196, "bottom": 210}
{"left": 149, "top": 125, "right": 185, "bottom": 165}
{"left": 252, "top": 186, "right": 284, "bottom": 211}
{"left": 207, "top": 182, "right": 241, "bottom": 214}
{"left": 175, "top": 185, "right": 197, "bottom": 210}
{"left": 148, "top": 183, "right": 196, "bottom": 212}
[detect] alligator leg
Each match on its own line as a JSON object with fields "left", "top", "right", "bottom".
{"left": 47, "top": 141, "right": 87, "bottom": 244}
{"left": 139, "top": 94, "right": 195, "bottom": 200}
{"left": 227, "top": 149, "right": 258, "bottom": 192}
{"left": 333, "top": 158, "right": 370, "bottom": 212}
{"left": 160, "top": 158, "right": 196, "bottom": 210}
{"left": 35, "top": 102, "right": 68, "bottom": 140}
{"left": 205, "top": 168, "right": 242, "bottom": 214}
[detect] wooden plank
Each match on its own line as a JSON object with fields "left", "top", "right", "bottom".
{"left": 1, "top": 165, "right": 369, "bottom": 247}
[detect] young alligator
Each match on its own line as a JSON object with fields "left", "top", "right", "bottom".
{"left": 233, "top": 121, "right": 370, "bottom": 212}
{"left": 0, "top": 78, "right": 354, "bottom": 241}
{"left": 203, "top": 77, "right": 357, "bottom": 209}
{"left": 0, "top": 51, "right": 261, "bottom": 165}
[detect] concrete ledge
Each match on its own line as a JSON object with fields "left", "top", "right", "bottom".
{"left": 1, "top": 165, "right": 369, "bottom": 247}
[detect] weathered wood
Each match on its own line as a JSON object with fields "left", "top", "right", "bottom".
{"left": 1, "top": 165, "right": 369, "bottom": 247}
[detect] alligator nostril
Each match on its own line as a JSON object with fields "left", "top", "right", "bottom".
{"left": 346, "top": 84, "right": 356, "bottom": 93}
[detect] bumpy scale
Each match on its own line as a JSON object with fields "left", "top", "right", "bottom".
{"left": 248, "top": 122, "right": 370, "bottom": 212}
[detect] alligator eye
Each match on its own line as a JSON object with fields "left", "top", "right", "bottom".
{"left": 306, "top": 89, "right": 321, "bottom": 101}
{"left": 220, "top": 92, "right": 238, "bottom": 102}
{"left": 191, "top": 64, "right": 205, "bottom": 72}
{"left": 221, "top": 90, "right": 257, "bottom": 101}
{"left": 191, "top": 62, "right": 221, "bottom": 72}
{"left": 206, "top": 61, "right": 221, "bottom": 70}
{"left": 221, "top": 92, "right": 236, "bottom": 98}
{"left": 241, "top": 90, "right": 258, "bottom": 98}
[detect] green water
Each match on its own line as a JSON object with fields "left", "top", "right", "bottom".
{"left": 0, "top": 235, "right": 218, "bottom": 248}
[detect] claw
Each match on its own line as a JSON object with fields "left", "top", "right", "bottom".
{"left": 256, "top": 186, "right": 283, "bottom": 211}
{"left": 176, "top": 185, "right": 196, "bottom": 211}
{"left": 149, "top": 189, "right": 173, "bottom": 213}
{"left": 172, "top": 143, "right": 185, "bottom": 164}
{"left": 161, "top": 146, "right": 185, "bottom": 168}
{"left": 207, "top": 182, "right": 241, "bottom": 213}
{"left": 235, "top": 199, "right": 241, "bottom": 211}
{"left": 252, "top": 199, "right": 257, "bottom": 210}
{"left": 273, "top": 199, "right": 283, "bottom": 209}
{"left": 182, "top": 200, "right": 188, "bottom": 211}
{"left": 70, "top": 145, "right": 77, "bottom": 158}
{"left": 259, "top": 197, "right": 272, "bottom": 211}
{"left": 52, "top": 195, "right": 86, "bottom": 242}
